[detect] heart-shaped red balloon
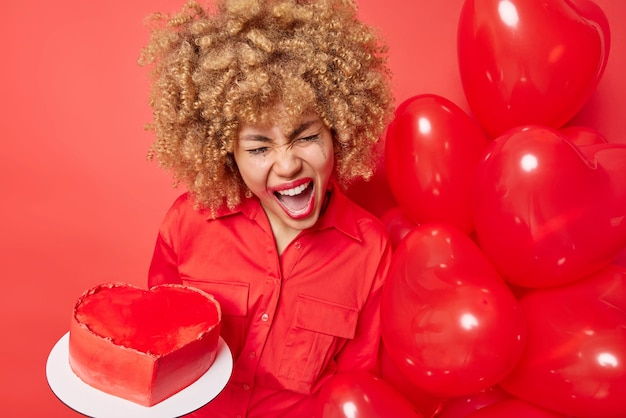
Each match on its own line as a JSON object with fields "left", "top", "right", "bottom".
{"left": 385, "top": 94, "right": 489, "bottom": 234}
{"left": 499, "top": 265, "right": 626, "bottom": 418}
{"left": 380, "top": 224, "right": 526, "bottom": 397}
{"left": 473, "top": 126, "right": 626, "bottom": 288}
{"left": 458, "top": 0, "right": 610, "bottom": 138}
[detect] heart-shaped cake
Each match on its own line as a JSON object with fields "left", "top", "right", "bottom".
{"left": 68, "top": 282, "right": 221, "bottom": 406}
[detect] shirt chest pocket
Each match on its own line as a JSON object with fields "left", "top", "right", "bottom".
{"left": 278, "top": 294, "right": 359, "bottom": 387}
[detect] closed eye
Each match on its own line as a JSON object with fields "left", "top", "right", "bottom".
{"left": 247, "top": 147, "right": 269, "bottom": 155}
{"left": 297, "top": 134, "right": 319, "bottom": 144}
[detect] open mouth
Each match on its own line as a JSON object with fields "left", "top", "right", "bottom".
{"left": 273, "top": 181, "right": 315, "bottom": 219}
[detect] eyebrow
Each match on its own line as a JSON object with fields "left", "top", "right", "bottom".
{"left": 289, "top": 120, "right": 318, "bottom": 139}
{"left": 239, "top": 120, "right": 320, "bottom": 143}
{"left": 240, "top": 134, "right": 272, "bottom": 143}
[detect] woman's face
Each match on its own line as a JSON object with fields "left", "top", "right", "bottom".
{"left": 233, "top": 111, "right": 335, "bottom": 236}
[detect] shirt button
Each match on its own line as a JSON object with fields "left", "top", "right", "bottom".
{"left": 249, "top": 351, "right": 256, "bottom": 358}
{"left": 261, "top": 313, "right": 269, "bottom": 322}
{"left": 243, "top": 384, "right": 250, "bottom": 391}
{"left": 294, "top": 241, "right": 302, "bottom": 249}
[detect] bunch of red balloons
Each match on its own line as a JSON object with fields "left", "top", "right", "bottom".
{"left": 317, "top": 0, "right": 626, "bottom": 417}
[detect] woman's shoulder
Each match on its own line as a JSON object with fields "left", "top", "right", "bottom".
{"left": 164, "top": 192, "right": 199, "bottom": 215}
{"left": 159, "top": 192, "right": 212, "bottom": 228}
{"left": 162, "top": 192, "right": 254, "bottom": 228}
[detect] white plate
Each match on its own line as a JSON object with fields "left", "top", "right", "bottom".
{"left": 46, "top": 332, "right": 233, "bottom": 418}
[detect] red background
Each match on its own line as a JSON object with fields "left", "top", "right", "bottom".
{"left": 1, "top": 0, "right": 624, "bottom": 416}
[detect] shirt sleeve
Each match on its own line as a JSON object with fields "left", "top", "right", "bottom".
{"left": 148, "top": 231, "right": 182, "bottom": 287}
{"left": 334, "top": 239, "right": 392, "bottom": 375}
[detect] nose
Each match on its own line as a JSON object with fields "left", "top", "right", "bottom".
{"left": 272, "top": 145, "right": 302, "bottom": 178}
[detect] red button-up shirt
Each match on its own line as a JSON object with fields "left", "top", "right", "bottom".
{"left": 148, "top": 186, "right": 392, "bottom": 418}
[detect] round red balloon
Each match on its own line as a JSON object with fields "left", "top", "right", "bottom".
{"left": 473, "top": 126, "right": 626, "bottom": 288}
{"left": 385, "top": 94, "right": 488, "bottom": 234}
{"left": 380, "top": 223, "right": 526, "bottom": 397}
{"left": 314, "top": 371, "right": 422, "bottom": 418}
{"left": 458, "top": 0, "right": 610, "bottom": 138}
{"left": 500, "top": 265, "right": 626, "bottom": 417}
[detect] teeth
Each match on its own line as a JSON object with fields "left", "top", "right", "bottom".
{"left": 278, "top": 182, "right": 309, "bottom": 196}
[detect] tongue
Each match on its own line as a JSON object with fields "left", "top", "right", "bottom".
{"left": 279, "top": 192, "right": 310, "bottom": 212}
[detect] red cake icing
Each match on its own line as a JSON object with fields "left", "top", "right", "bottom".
{"left": 68, "top": 282, "right": 221, "bottom": 406}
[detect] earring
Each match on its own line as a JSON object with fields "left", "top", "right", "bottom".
{"left": 245, "top": 189, "right": 253, "bottom": 198}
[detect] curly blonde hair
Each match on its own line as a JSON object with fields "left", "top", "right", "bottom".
{"left": 139, "top": 0, "right": 393, "bottom": 211}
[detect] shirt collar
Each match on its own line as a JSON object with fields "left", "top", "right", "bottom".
{"left": 314, "top": 184, "right": 362, "bottom": 242}
{"left": 206, "top": 182, "right": 363, "bottom": 242}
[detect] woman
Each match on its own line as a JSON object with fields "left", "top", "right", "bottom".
{"left": 140, "top": 0, "right": 394, "bottom": 416}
